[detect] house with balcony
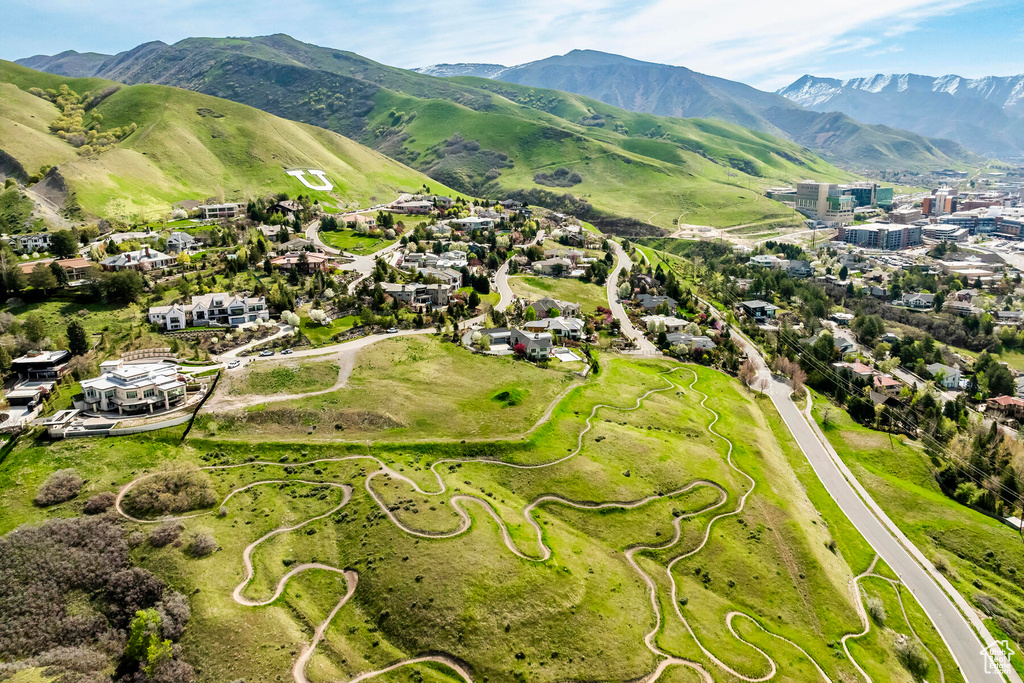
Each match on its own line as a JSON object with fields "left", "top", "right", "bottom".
{"left": 510, "top": 329, "right": 552, "bottom": 360}
{"left": 8, "top": 232, "right": 53, "bottom": 254}
{"left": 523, "top": 316, "right": 585, "bottom": 340}
{"left": 80, "top": 360, "right": 187, "bottom": 415}
{"left": 148, "top": 293, "right": 269, "bottom": 330}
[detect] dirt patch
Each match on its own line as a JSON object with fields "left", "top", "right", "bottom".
{"left": 29, "top": 165, "right": 69, "bottom": 207}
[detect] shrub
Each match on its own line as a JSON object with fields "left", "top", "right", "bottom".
{"left": 156, "top": 590, "right": 191, "bottom": 641}
{"left": 895, "top": 637, "right": 930, "bottom": 679}
{"left": 865, "top": 596, "right": 886, "bottom": 625}
{"left": 121, "top": 468, "right": 217, "bottom": 517}
{"left": 148, "top": 521, "right": 184, "bottom": 548}
{"left": 34, "top": 468, "right": 83, "bottom": 506}
{"left": 83, "top": 491, "right": 116, "bottom": 515}
{"left": 0, "top": 515, "right": 150, "bottom": 659}
{"left": 186, "top": 532, "right": 217, "bottom": 558}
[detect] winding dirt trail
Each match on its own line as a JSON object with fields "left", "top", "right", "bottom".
{"left": 115, "top": 365, "right": 888, "bottom": 683}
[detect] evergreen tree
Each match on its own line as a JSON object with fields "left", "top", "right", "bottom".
{"left": 67, "top": 320, "right": 89, "bottom": 356}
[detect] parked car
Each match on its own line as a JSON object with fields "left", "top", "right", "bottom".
{"left": 259, "top": 350, "right": 274, "bottom": 357}
{"left": 386, "top": 327, "right": 399, "bottom": 333}
{"left": 281, "top": 348, "right": 293, "bottom": 355}
{"left": 227, "top": 360, "right": 240, "bottom": 369}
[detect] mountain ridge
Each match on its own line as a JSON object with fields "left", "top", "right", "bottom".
{"left": 777, "top": 72, "right": 1024, "bottom": 158}
{"left": 412, "top": 49, "right": 982, "bottom": 171}
{"left": 13, "top": 34, "right": 861, "bottom": 231}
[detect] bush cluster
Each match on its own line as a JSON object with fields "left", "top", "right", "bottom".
{"left": 34, "top": 468, "right": 83, "bottom": 506}
{"left": 0, "top": 515, "right": 194, "bottom": 682}
{"left": 121, "top": 469, "right": 217, "bottom": 517}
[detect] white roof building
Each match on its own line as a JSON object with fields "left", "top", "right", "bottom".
{"left": 81, "top": 360, "right": 187, "bottom": 415}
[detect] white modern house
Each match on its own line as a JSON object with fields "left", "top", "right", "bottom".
{"left": 523, "top": 316, "right": 585, "bottom": 340}
{"left": 148, "top": 293, "right": 269, "bottom": 330}
{"left": 81, "top": 360, "right": 187, "bottom": 414}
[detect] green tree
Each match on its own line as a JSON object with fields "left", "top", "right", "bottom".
{"left": 29, "top": 262, "right": 58, "bottom": 293}
{"left": 0, "top": 345, "right": 11, "bottom": 378}
{"left": 49, "top": 260, "right": 69, "bottom": 286}
{"left": 933, "top": 291, "right": 945, "bottom": 312}
{"left": 105, "top": 270, "right": 144, "bottom": 303}
{"left": 24, "top": 313, "right": 48, "bottom": 343}
{"left": 67, "top": 320, "right": 89, "bottom": 356}
{"left": 468, "top": 290, "right": 481, "bottom": 309}
{"left": 986, "top": 363, "right": 1015, "bottom": 397}
{"left": 49, "top": 230, "right": 78, "bottom": 259}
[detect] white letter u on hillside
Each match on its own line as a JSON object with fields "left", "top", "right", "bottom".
{"left": 287, "top": 169, "right": 334, "bottom": 191}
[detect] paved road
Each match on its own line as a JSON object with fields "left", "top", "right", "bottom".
{"left": 607, "top": 241, "right": 658, "bottom": 354}
{"left": 731, "top": 330, "right": 1014, "bottom": 683}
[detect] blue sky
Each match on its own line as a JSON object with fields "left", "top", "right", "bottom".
{"left": 3, "top": 0, "right": 1021, "bottom": 89}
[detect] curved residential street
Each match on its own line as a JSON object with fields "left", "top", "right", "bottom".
{"left": 729, "top": 327, "right": 1015, "bottom": 683}
{"left": 607, "top": 241, "right": 659, "bottom": 354}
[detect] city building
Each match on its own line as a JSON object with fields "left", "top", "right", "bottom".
{"left": 840, "top": 182, "right": 894, "bottom": 209}
{"left": 836, "top": 223, "right": 922, "bottom": 250}
{"left": 148, "top": 293, "right": 269, "bottom": 330}
{"left": 794, "top": 180, "right": 854, "bottom": 226}
{"left": 81, "top": 360, "right": 187, "bottom": 414}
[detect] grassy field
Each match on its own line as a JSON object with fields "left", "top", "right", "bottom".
{"left": 228, "top": 359, "right": 340, "bottom": 395}
{"left": 194, "top": 334, "right": 580, "bottom": 442}
{"left": 0, "top": 355, "right": 959, "bottom": 682}
{"left": 298, "top": 313, "right": 358, "bottom": 346}
{"left": 0, "top": 60, "right": 457, "bottom": 219}
{"left": 509, "top": 275, "right": 608, "bottom": 314}
{"left": 810, "top": 393, "right": 1024, "bottom": 674}
{"left": 319, "top": 229, "right": 395, "bottom": 254}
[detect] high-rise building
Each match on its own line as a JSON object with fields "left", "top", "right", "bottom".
{"left": 794, "top": 180, "right": 854, "bottom": 226}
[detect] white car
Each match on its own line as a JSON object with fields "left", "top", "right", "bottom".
{"left": 227, "top": 360, "right": 240, "bottom": 369}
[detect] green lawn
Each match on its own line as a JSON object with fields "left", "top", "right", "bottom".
{"left": 299, "top": 314, "right": 357, "bottom": 346}
{"left": 229, "top": 359, "right": 339, "bottom": 396}
{"left": 509, "top": 275, "right": 608, "bottom": 314}
{"left": 319, "top": 229, "right": 395, "bottom": 255}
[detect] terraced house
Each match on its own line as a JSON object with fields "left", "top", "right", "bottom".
{"left": 81, "top": 360, "right": 187, "bottom": 414}
{"left": 148, "top": 293, "right": 269, "bottom": 330}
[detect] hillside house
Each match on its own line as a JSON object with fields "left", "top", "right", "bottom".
{"left": 101, "top": 247, "right": 175, "bottom": 272}
{"left": 8, "top": 232, "right": 52, "bottom": 254}
{"left": 81, "top": 360, "right": 187, "bottom": 415}
{"left": 530, "top": 297, "right": 582, "bottom": 318}
{"left": 740, "top": 300, "right": 778, "bottom": 321}
{"left": 270, "top": 252, "right": 331, "bottom": 274}
{"left": 926, "top": 362, "right": 961, "bottom": 388}
{"left": 510, "top": 329, "right": 552, "bottom": 360}
{"left": 165, "top": 231, "right": 198, "bottom": 253}
{"left": 531, "top": 257, "right": 573, "bottom": 276}
{"left": 148, "top": 293, "right": 269, "bottom": 330}
{"left": 641, "top": 315, "right": 688, "bottom": 334}
{"left": 666, "top": 333, "right": 717, "bottom": 350}
{"left": 523, "top": 316, "right": 585, "bottom": 340}
{"left": 637, "top": 294, "right": 679, "bottom": 313}
{"left": 198, "top": 203, "right": 244, "bottom": 220}
{"left": 901, "top": 292, "right": 935, "bottom": 309}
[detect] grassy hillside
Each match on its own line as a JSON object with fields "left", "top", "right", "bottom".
{"left": 0, "top": 60, "right": 454, "bottom": 219}
{"left": 0, "top": 345, "right": 959, "bottom": 682}
{"left": 23, "top": 35, "right": 867, "bottom": 230}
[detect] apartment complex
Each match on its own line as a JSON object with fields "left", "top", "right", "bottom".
{"left": 81, "top": 360, "right": 187, "bottom": 414}
{"left": 836, "top": 223, "right": 922, "bottom": 250}
{"left": 148, "top": 293, "right": 269, "bottom": 330}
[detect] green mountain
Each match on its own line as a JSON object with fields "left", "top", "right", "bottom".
{"left": 13, "top": 35, "right": 861, "bottom": 231}
{"left": 0, "top": 60, "right": 449, "bottom": 220}
{"left": 416, "top": 49, "right": 984, "bottom": 173}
